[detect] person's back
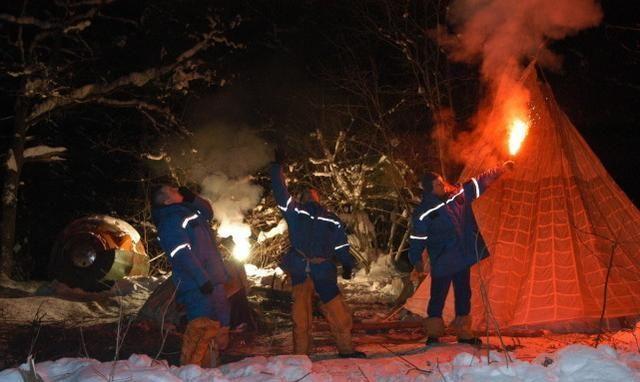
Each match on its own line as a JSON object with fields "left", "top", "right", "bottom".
{"left": 152, "top": 201, "right": 227, "bottom": 290}
{"left": 285, "top": 200, "right": 344, "bottom": 260}
{"left": 269, "top": 150, "right": 365, "bottom": 358}
{"left": 408, "top": 163, "right": 513, "bottom": 346}
{"left": 150, "top": 185, "right": 231, "bottom": 367}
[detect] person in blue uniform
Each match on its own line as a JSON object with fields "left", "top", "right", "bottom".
{"left": 151, "top": 185, "right": 230, "bottom": 366}
{"left": 408, "top": 161, "right": 513, "bottom": 345}
{"left": 270, "top": 149, "right": 365, "bottom": 358}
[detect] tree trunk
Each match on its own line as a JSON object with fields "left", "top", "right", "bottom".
{"left": 0, "top": 94, "right": 28, "bottom": 279}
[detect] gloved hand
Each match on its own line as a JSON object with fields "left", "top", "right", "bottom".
{"left": 199, "top": 281, "right": 214, "bottom": 295}
{"left": 503, "top": 160, "right": 515, "bottom": 172}
{"left": 274, "top": 147, "right": 286, "bottom": 165}
{"left": 341, "top": 266, "right": 353, "bottom": 280}
{"left": 178, "top": 186, "right": 196, "bottom": 203}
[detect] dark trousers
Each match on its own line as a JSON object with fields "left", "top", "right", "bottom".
{"left": 427, "top": 267, "right": 471, "bottom": 317}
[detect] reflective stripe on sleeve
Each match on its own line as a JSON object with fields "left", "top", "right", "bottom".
{"left": 294, "top": 208, "right": 315, "bottom": 219}
{"left": 445, "top": 188, "right": 464, "bottom": 204}
{"left": 471, "top": 177, "right": 481, "bottom": 198}
{"left": 317, "top": 216, "right": 341, "bottom": 227}
{"left": 181, "top": 213, "right": 199, "bottom": 228}
{"left": 419, "top": 203, "right": 445, "bottom": 221}
{"left": 418, "top": 188, "right": 465, "bottom": 221}
{"left": 334, "top": 243, "right": 350, "bottom": 250}
{"left": 410, "top": 235, "right": 428, "bottom": 240}
{"left": 278, "top": 196, "right": 293, "bottom": 211}
{"left": 170, "top": 243, "right": 191, "bottom": 257}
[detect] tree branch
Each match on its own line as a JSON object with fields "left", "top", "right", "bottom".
{"left": 91, "top": 97, "right": 185, "bottom": 133}
{"left": 26, "top": 28, "right": 231, "bottom": 124}
{"left": 0, "top": 14, "right": 56, "bottom": 29}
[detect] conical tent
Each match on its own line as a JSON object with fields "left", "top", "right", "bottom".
{"left": 405, "top": 65, "right": 640, "bottom": 331}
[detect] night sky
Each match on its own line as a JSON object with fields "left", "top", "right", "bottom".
{"left": 1, "top": 0, "right": 638, "bottom": 279}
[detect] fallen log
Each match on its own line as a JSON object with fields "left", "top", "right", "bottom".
{"left": 313, "top": 320, "right": 424, "bottom": 333}
{"left": 312, "top": 320, "right": 547, "bottom": 337}
{"left": 249, "top": 286, "right": 292, "bottom": 302}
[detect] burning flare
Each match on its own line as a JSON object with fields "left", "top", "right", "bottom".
{"left": 218, "top": 223, "right": 252, "bottom": 262}
{"left": 232, "top": 237, "right": 251, "bottom": 262}
{"left": 508, "top": 118, "right": 529, "bottom": 155}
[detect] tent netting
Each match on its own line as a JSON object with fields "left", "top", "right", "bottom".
{"left": 405, "top": 65, "right": 640, "bottom": 331}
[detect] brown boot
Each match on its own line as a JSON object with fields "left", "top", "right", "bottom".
{"left": 291, "top": 278, "right": 314, "bottom": 355}
{"left": 453, "top": 315, "right": 481, "bottom": 345}
{"left": 216, "top": 326, "right": 230, "bottom": 351}
{"left": 424, "top": 317, "right": 445, "bottom": 345}
{"left": 180, "top": 319, "right": 199, "bottom": 365}
{"left": 321, "top": 294, "right": 357, "bottom": 356}
{"left": 180, "top": 317, "right": 220, "bottom": 367}
{"left": 201, "top": 340, "right": 219, "bottom": 368}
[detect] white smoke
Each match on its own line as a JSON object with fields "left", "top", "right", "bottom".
{"left": 189, "top": 125, "right": 271, "bottom": 260}
{"left": 201, "top": 173, "right": 262, "bottom": 240}
{"left": 189, "top": 126, "right": 272, "bottom": 179}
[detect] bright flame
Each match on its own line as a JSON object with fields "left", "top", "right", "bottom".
{"left": 508, "top": 118, "right": 529, "bottom": 155}
{"left": 232, "top": 238, "right": 251, "bottom": 262}
{"left": 218, "top": 223, "right": 252, "bottom": 262}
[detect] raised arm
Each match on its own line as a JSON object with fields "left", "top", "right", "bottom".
{"left": 463, "top": 161, "right": 513, "bottom": 201}
{"left": 270, "top": 163, "right": 292, "bottom": 208}
{"left": 269, "top": 163, "right": 299, "bottom": 221}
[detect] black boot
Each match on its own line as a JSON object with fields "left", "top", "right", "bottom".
{"left": 338, "top": 350, "right": 367, "bottom": 359}
{"left": 425, "top": 337, "right": 440, "bottom": 346}
{"left": 458, "top": 337, "right": 482, "bottom": 346}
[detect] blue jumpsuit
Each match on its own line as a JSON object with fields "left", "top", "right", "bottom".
{"left": 270, "top": 163, "right": 359, "bottom": 355}
{"left": 152, "top": 196, "right": 231, "bottom": 326}
{"left": 408, "top": 168, "right": 504, "bottom": 317}
{"left": 270, "top": 163, "right": 353, "bottom": 303}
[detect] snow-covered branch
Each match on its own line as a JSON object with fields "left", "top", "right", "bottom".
{"left": 5, "top": 150, "right": 18, "bottom": 173}
{"left": 23, "top": 146, "right": 67, "bottom": 162}
{"left": 0, "top": 14, "right": 56, "bottom": 29}
{"left": 26, "top": 27, "right": 234, "bottom": 124}
{"left": 143, "top": 152, "right": 167, "bottom": 161}
{"left": 91, "top": 98, "right": 183, "bottom": 131}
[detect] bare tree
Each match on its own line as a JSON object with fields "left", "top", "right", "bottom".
{"left": 0, "top": 0, "right": 241, "bottom": 278}
{"left": 296, "top": 0, "right": 476, "bottom": 264}
{"left": 350, "top": 0, "right": 467, "bottom": 178}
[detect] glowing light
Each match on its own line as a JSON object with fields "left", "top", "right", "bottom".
{"left": 232, "top": 237, "right": 251, "bottom": 262}
{"left": 508, "top": 118, "right": 529, "bottom": 155}
{"left": 218, "top": 223, "right": 252, "bottom": 262}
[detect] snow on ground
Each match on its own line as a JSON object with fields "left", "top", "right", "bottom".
{"left": 343, "top": 255, "right": 405, "bottom": 304}
{"left": 244, "top": 254, "right": 404, "bottom": 305}
{"left": 245, "top": 264, "right": 285, "bottom": 286}
{"left": 0, "top": 276, "right": 164, "bottom": 326}
{"left": 2, "top": 343, "right": 640, "bottom": 381}
{"left": 4, "top": 263, "right": 640, "bottom": 381}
